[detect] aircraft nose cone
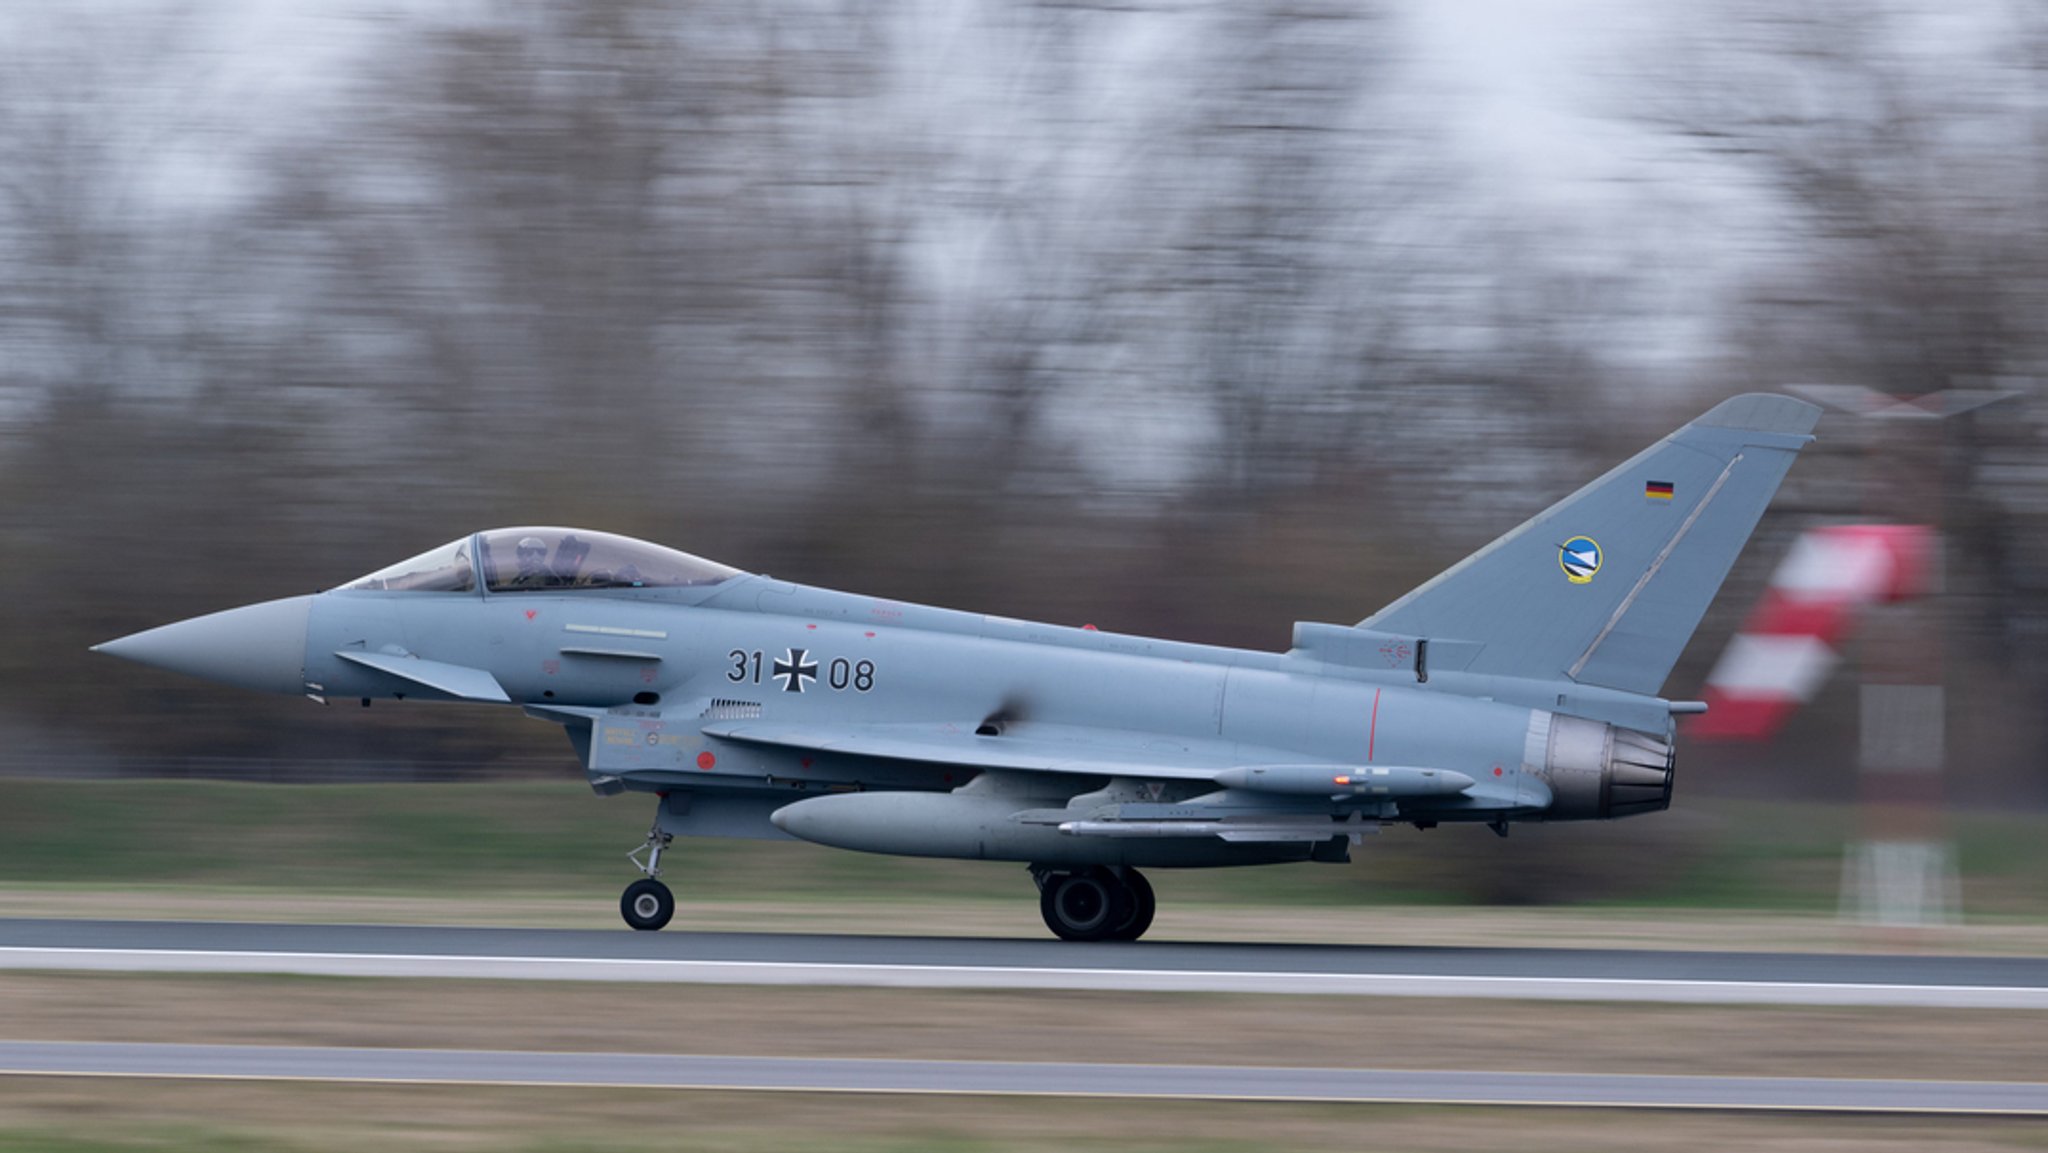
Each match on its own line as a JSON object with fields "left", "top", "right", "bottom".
{"left": 92, "top": 595, "right": 314, "bottom": 697}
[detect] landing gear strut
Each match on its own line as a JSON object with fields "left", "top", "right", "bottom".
{"left": 1033, "top": 866, "right": 1156, "bottom": 942}
{"left": 621, "top": 821, "right": 675, "bottom": 931}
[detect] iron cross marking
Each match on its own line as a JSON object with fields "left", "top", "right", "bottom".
{"left": 773, "top": 647, "right": 818, "bottom": 693}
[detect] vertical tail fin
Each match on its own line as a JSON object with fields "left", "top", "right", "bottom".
{"left": 1360, "top": 393, "right": 1821, "bottom": 695}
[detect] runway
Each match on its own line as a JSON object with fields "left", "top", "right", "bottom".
{"left": 4, "top": 918, "right": 2048, "bottom": 1007}
{"left": 2, "top": 1040, "right": 2044, "bottom": 1113}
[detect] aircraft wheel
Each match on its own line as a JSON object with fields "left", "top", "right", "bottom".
{"left": 1039, "top": 869, "right": 1129, "bottom": 942}
{"left": 1108, "top": 868, "right": 1155, "bottom": 941}
{"left": 621, "top": 878, "right": 675, "bottom": 931}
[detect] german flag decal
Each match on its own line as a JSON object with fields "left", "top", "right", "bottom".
{"left": 1645, "top": 480, "right": 1675, "bottom": 501}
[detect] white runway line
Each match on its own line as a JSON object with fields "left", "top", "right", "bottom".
{"left": 3, "top": 1041, "right": 2048, "bottom": 1113}
{"left": 5, "top": 946, "right": 2048, "bottom": 1008}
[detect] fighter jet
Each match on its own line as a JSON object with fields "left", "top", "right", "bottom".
{"left": 94, "top": 394, "right": 1818, "bottom": 940}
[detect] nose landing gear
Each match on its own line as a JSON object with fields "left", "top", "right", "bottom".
{"left": 621, "top": 822, "right": 675, "bottom": 931}
{"left": 1032, "top": 865, "right": 1156, "bottom": 942}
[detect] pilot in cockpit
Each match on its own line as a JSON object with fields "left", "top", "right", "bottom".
{"left": 508, "top": 536, "right": 556, "bottom": 588}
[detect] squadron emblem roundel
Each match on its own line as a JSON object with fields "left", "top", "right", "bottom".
{"left": 1559, "top": 536, "right": 1602, "bottom": 584}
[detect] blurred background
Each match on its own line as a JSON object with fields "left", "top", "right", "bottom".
{"left": 2, "top": 0, "right": 2044, "bottom": 906}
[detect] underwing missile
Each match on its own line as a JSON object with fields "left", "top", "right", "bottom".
{"left": 1213, "top": 764, "right": 1476, "bottom": 798}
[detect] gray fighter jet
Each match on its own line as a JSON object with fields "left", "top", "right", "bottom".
{"left": 95, "top": 394, "right": 1818, "bottom": 939}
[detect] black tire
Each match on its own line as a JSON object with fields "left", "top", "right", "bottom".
{"left": 1039, "top": 869, "right": 1129, "bottom": 942}
{"left": 621, "top": 878, "right": 675, "bottom": 931}
{"left": 1108, "top": 867, "right": 1155, "bottom": 941}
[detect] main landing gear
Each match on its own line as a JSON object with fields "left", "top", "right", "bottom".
{"left": 1033, "top": 865, "right": 1156, "bottom": 942}
{"left": 621, "top": 821, "right": 675, "bottom": 931}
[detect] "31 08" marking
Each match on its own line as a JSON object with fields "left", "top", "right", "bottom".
{"left": 727, "top": 647, "right": 873, "bottom": 694}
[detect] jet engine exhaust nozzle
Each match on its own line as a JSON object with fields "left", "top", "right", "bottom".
{"left": 1533, "top": 713, "right": 1675, "bottom": 820}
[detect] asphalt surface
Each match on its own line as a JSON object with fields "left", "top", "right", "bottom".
{"left": 2, "top": 1040, "right": 2044, "bottom": 1113}
{"left": 4, "top": 919, "right": 2048, "bottom": 1006}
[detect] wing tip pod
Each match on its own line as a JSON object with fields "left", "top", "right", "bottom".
{"left": 1694, "top": 392, "right": 1822, "bottom": 437}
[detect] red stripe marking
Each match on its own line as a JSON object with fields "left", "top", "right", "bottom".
{"left": 1368, "top": 688, "right": 1381, "bottom": 761}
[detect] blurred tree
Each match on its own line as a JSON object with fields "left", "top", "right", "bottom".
{"left": 1646, "top": 1, "right": 2048, "bottom": 794}
{"left": 8, "top": 0, "right": 2032, "bottom": 807}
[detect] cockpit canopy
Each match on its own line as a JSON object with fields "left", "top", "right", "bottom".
{"left": 346, "top": 528, "right": 741, "bottom": 594}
